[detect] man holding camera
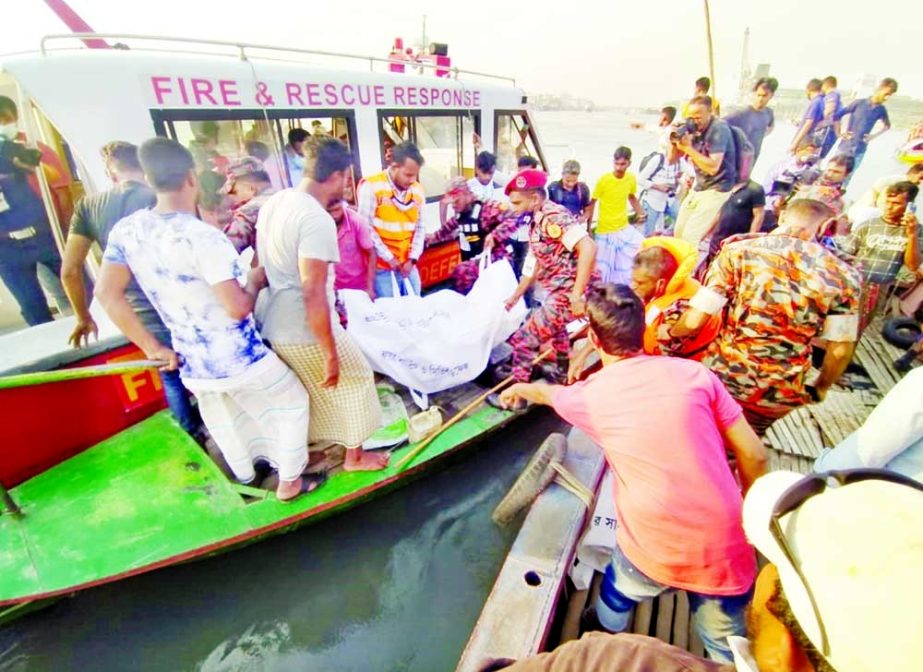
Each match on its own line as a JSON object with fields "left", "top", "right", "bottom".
{"left": 669, "top": 96, "right": 737, "bottom": 250}
{"left": 0, "top": 95, "right": 64, "bottom": 326}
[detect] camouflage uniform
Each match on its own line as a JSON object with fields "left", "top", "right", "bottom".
{"left": 509, "top": 201, "right": 599, "bottom": 382}
{"left": 223, "top": 187, "right": 276, "bottom": 253}
{"left": 699, "top": 232, "right": 861, "bottom": 433}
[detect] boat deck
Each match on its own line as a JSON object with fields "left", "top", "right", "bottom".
{"left": 0, "top": 378, "right": 522, "bottom": 611}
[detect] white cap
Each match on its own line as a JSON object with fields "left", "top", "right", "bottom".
{"left": 742, "top": 470, "right": 923, "bottom": 672}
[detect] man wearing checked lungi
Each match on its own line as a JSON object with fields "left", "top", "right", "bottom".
{"left": 257, "top": 137, "right": 387, "bottom": 472}
{"left": 489, "top": 169, "right": 599, "bottom": 410}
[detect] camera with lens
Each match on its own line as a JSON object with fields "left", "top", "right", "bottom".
{"left": 0, "top": 140, "right": 42, "bottom": 169}
{"left": 669, "top": 119, "right": 697, "bottom": 143}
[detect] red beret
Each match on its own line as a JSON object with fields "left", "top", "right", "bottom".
{"left": 505, "top": 169, "right": 548, "bottom": 195}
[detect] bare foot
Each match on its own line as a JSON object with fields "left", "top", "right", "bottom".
{"left": 276, "top": 473, "right": 327, "bottom": 502}
{"left": 343, "top": 447, "right": 390, "bottom": 471}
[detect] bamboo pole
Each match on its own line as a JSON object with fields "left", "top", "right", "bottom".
{"left": 395, "top": 348, "right": 554, "bottom": 471}
{"left": 703, "top": 0, "right": 717, "bottom": 104}
{"left": 0, "top": 360, "right": 165, "bottom": 391}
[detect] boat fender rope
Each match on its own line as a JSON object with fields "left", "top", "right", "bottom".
{"left": 549, "top": 462, "right": 594, "bottom": 509}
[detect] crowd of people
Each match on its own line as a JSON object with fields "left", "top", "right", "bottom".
{"left": 2, "top": 67, "right": 920, "bottom": 669}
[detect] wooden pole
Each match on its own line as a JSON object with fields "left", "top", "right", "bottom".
{"left": 395, "top": 348, "right": 554, "bottom": 472}
{"left": 0, "top": 360, "right": 165, "bottom": 391}
{"left": 703, "top": 0, "right": 718, "bottom": 105}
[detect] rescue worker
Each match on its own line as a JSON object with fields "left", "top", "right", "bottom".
{"left": 567, "top": 237, "right": 722, "bottom": 381}
{"left": 220, "top": 157, "right": 277, "bottom": 253}
{"left": 489, "top": 169, "right": 598, "bottom": 408}
{"left": 356, "top": 141, "right": 426, "bottom": 297}
{"left": 426, "top": 177, "right": 520, "bottom": 293}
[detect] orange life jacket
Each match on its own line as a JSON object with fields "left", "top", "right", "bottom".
{"left": 360, "top": 171, "right": 424, "bottom": 269}
{"left": 640, "top": 237, "right": 722, "bottom": 360}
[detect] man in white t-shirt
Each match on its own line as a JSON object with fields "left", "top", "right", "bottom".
{"left": 257, "top": 138, "right": 386, "bottom": 471}
{"left": 95, "top": 138, "right": 319, "bottom": 502}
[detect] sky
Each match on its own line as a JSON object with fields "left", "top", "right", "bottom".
{"left": 4, "top": 0, "right": 923, "bottom": 106}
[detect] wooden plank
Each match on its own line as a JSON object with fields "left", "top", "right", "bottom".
{"left": 672, "top": 591, "right": 691, "bottom": 651}
{"left": 456, "top": 429, "right": 607, "bottom": 671}
{"left": 690, "top": 621, "right": 706, "bottom": 657}
{"left": 632, "top": 598, "right": 653, "bottom": 636}
{"left": 655, "top": 593, "right": 676, "bottom": 644}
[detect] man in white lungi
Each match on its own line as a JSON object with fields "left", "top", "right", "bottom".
{"left": 96, "top": 138, "right": 320, "bottom": 502}
{"left": 257, "top": 137, "right": 386, "bottom": 471}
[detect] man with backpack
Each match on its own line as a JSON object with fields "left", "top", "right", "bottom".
{"left": 670, "top": 96, "right": 753, "bottom": 250}
{"left": 637, "top": 149, "right": 680, "bottom": 236}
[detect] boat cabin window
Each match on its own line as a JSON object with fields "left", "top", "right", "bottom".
{"left": 494, "top": 111, "right": 545, "bottom": 175}
{"left": 156, "top": 111, "right": 360, "bottom": 226}
{"left": 378, "top": 111, "right": 479, "bottom": 201}
{"left": 0, "top": 79, "right": 85, "bottom": 337}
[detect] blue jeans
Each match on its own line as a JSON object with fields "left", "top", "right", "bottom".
{"left": 641, "top": 202, "right": 664, "bottom": 237}
{"left": 374, "top": 267, "right": 421, "bottom": 297}
{"left": 0, "top": 234, "right": 63, "bottom": 326}
{"left": 596, "top": 542, "right": 752, "bottom": 663}
{"left": 147, "top": 323, "right": 199, "bottom": 433}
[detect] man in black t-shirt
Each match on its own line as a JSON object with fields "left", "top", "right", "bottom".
{"left": 60, "top": 141, "right": 199, "bottom": 434}
{"left": 704, "top": 180, "right": 766, "bottom": 267}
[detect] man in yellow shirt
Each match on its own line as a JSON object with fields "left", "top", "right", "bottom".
{"left": 588, "top": 146, "right": 646, "bottom": 284}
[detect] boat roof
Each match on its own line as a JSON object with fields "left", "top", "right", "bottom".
{"left": 1, "top": 33, "right": 522, "bottom": 94}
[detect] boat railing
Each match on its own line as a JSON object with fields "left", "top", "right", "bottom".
{"left": 37, "top": 33, "right": 517, "bottom": 86}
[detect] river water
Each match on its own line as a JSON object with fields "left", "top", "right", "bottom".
{"left": 0, "top": 410, "right": 566, "bottom": 672}
{"left": 0, "top": 110, "right": 911, "bottom": 672}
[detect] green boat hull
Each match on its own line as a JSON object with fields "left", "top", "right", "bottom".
{"left": 0, "top": 401, "right": 520, "bottom": 622}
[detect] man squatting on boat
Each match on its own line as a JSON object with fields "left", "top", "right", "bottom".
{"left": 78, "top": 70, "right": 921, "bottom": 667}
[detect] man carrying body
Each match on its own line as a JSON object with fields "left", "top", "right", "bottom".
{"left": 588, "top": 147, "right": 645, "bottom": 284}
{"left": 670, "top": 96, "right": 738, "bottom": 249}
{"left": 837, "top": 77, "right": 898, "bottom": 176}
{"left": 498, "top": 284, "right": 766, "bottom": 663}
{"left": 493, "top": 169, "right": 598, "bottom": 403}
{"left": 221, "top": 157, "right": 277, "bottom": 253}
{"left": 725, "top": 77, "right": 777, "bottom": 162}
{"left": 674, "top": 199, "right": 862, "bottom": 434}
{"left": 788, "top": 79, "right": 825, "bottom": 154}
{"left": 60, "top": 141, "right": 198, "bottom": 434}
{"left": 257, "top": 138, "right": 386, "bottom": 472}
{"left": 95, "top": 138, "right": 317, "bottom": 502}
{"left": 357, "top": 141, "right": 426, "bottom": 298}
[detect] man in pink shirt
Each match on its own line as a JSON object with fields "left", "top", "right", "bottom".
{"left": 329, "top": 200, "right": 376, "bottom": 297}
{"left": 499, "top": 283, "right": 767, "bottom": 663}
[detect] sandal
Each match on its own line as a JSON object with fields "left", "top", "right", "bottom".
{"left": 278, "top": 471, "right": 328, "bottom": 503}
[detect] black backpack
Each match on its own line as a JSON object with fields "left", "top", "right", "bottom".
{"left": 638, "top": 151, "right": 665, "bottom": 180}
